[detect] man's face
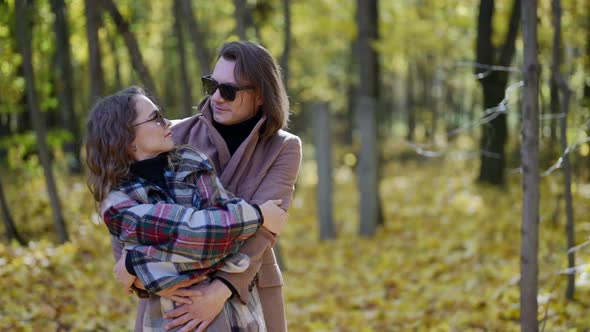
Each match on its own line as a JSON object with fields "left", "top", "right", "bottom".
{"left": 208, "top": 57, "right": 262, "bottom": 125}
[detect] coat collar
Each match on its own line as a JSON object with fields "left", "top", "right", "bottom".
{"left": 198, "top": 98, "right": 267, "bottom": 183}
{"left": 116, "top": 147, "right": 213, "bottom": 204}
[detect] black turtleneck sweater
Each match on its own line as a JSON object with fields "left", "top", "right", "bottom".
{"left": 213, "top": 111, "right": 262, "bottom": 156}
{"left": 129, "top": 153, "right": 169, "bottom": 191}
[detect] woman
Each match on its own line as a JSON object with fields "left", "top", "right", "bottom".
{"left": 162, "top": 41, "right": 302, "bottom": 332}
{"left": 86, "top": 86, "right": 288, "bottom": 331}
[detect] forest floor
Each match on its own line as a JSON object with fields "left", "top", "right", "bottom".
{"left": 1, "top": 149, "right": 590, "bottom": 331}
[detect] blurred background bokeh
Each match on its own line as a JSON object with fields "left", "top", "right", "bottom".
{"left": 1, "top": 0, "right": 590, "bottom": 330}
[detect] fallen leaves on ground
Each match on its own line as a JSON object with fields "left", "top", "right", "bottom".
{"left": 1, "top": 156, "right": 590, "bottom": 331}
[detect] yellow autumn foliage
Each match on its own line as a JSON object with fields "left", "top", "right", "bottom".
{"left": 1, "top": 153, "right": 590, "bottom": 331}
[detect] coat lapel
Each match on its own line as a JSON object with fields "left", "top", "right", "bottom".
{"left": 199, "top": 101, "right": 232, "bottom": 170}
{"left": 199, "top": 100, "right": 266, "bottom": 187}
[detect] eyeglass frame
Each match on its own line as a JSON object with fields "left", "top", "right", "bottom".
{"left": 201, "top": 75, "right": 254, "bottom": 101}
{"left": 132, "top": 110, "right": 166, "bottom": 127}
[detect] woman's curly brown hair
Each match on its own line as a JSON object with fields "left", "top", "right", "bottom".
{"left": 85, "top": 86, "right": 146, "bottom": 202}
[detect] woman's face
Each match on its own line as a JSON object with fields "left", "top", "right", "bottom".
{"left": 130, "top": 95, "right": 174, "bottom": 161}
{"left": 209, "top": 57, "right": 263, "bottom": 125}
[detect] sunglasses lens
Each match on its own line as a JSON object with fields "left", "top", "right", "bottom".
{"left": 202, "top": 78, "right": 217, "bottom": 95}
{"left": 201, "top": 77, "right": 239, "bottom": 101}
{"left": 218, "top": 84, "right": 237, "bottom": 101}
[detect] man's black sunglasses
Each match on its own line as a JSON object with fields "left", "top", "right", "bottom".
{"left": 201, "top": 76, "right": 254, "bottom": 101}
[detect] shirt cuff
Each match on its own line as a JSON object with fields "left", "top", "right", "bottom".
{"left": 211, "top": 276, "right": 237, "bottom": 299}
{"left": 125, "top": 251, "right": 137, "bottom": 276}
{"left": 252, "top": 204, "right": 264, "bottom": 226}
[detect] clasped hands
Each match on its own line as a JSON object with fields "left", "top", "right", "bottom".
{"left": 113, "top": 251, "right": 231, "bottom": 331}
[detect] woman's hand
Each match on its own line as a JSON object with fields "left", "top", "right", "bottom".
{"left": 259, "top": 199, "right": 288, "bottom": 235}
{"left": 113, "top": 250, "right": 135, "bottom": 294}
{"left": 156, "top": 276, "right": 207, "bottom": 305}
{"left": 133, "top": 278, "right": 146, "bottom": 290}
{"left": 163, "top": 279, "right": 231, "bottom": 332}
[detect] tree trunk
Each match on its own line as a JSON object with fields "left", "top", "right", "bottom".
{"left": 357, "top": 96, "right": 379, "bottom": 236}
{"left": 312, "top": 102, "right": 335, "bottom": 240}
{"left": 101, "top": 0, "right": 157, "bottom": 95}
{"left": 520, "top": 0, "right": 539, "bottom": 330}
{"left": 0, "top": 116, "right": 8, "bottom": 140}
{"left": 431, "top": 83, "right": 438, "bottom": 145}
{"left": 84, "top": 0, "right": 104, "bottom": 104}
{"left": 3, "top": 0, "right": 31, "bottom": 134}
{"left": 105, "top": 27, "right": 122, "bottom": 90}
{"left": 406, "top": 63, "right": 416, "bottom": 142}
{"left": 549, "top": 76, "right": 559, "bottom": 153}
{"left": 585, "top": 0, "right": 590, "bottom": 103}
{"left": 50, "top": 0, "right": 81, "bottom": 174}
{"left": 419, "top": 64, "right": 435, "bottom": 142}
{"left": 179, "top": 0, "right": 212, "bottom": 77}
{"left": 356, "top": 0, "right": 380, "bottom": 236}
{"left": 0, "top": 177, "right": 25, "bottom": 245}
{"left": 15, "top": 0, "right": 69, "bottom": 244}
{"left": 379, "top": 77, "right": 396, "bottom": 139}
{"left": 233, "top": 0, "right": 255, "bottom": 40}
{"left": 584, "top": 1, "right": 590, "bottom": 181}
{"left": 280, "top": 0, "right": 290, "bottom": 92}
{"left": 344, "top": 38, "right": 359, "bottom": 146}
{"left": 551, "top": 0, "right": 575, "bottom": 300}
{"left": 558, "top": 77, "right": 575, "bottom": 300}
{"left": 173, "top": 0, "right": 193, "bottom": 118}
{"left": 476, "top": 0, "right": 521, "bottom": 185}
{"left": 547, "top": 0, "right": 563, "bottom": 158}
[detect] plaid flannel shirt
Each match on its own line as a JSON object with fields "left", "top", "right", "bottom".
{"left": 101, "top": 146, "right": 262, "bottom": 294}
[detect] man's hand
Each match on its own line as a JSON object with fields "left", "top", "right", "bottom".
{"left": 163, "top": 279, "right": 231, "bottom": 332}
{"left": 259, "top": 199, "right": 288, "bottom": 235}
{"left": 113, "top": 250, "right": 135, "bottom": 294}
{"left": 133, "top": 278, "right": 146, "bottom": 290}
{"left": 156, "top": 276, "right": 207, "bottom": 305}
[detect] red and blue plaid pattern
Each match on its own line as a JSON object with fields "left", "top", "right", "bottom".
{"left": 101, "top": 146, "right": 262, "bottom": 294}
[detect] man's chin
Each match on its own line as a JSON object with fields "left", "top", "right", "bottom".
{"left": 213, "top": 114, "right": 231, "bottom": 125}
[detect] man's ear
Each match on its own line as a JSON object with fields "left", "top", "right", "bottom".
{"left": 255, "top": 91, "right": 263, "bottom": 108}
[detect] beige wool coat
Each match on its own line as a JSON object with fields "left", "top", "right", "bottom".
{"left": 112, "top": 99, "right": 302, "bottom": 332}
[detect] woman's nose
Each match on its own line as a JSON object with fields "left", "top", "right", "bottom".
{"left": 164, "top": 118, "right": 172, "bottom": 128}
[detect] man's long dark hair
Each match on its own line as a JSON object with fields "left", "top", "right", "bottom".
{"left": 217, "top": 41, "right": 289, "bottom": 139}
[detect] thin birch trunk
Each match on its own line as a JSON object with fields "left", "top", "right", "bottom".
{"left": 312, "top": 102, "right": 335, "bottom": 240}
{"left": 173, "top": 0, "right": 193, "bottom": 118}
{"left": 356, "top": 0, "right": 380, "bottom": 236}
{"left": 15, "top": 0, "right": 69, "bottom": 244}
{"left": 50, "top": 0, "right": 81, "bottom": 173}
{"left": 520, "top": 0, "right": 539, "bottom": 330}
{"left": 551, "top": 0, "right": 575, "bottom": 300}
{"left": 280, "top": 0, "right": 290, "bottom": 91}
{"left": 0, "top": 178, "right": 25, "bottom": 245}
{"left": 179, "top": 0, "right": 212, "bottom": 77}
{"left": 102, "top": 0, "right": 157, "bottom": 95}
{"left": 84, "top": 0, "right": 104, "bottom": 103}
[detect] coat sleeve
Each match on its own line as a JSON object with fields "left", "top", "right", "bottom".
{"left": 214, "top": 135, "right": 302, "bottom": 303}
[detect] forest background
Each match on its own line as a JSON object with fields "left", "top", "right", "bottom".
{"left": 1, "top": 0, "right": 590, "bottom": 331}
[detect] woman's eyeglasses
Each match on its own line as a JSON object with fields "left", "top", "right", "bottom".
{"left": 133, "top": 111, "right": 166, "bottom": 127}
{"left": 201, "top": 76, "right": 254, "bottom": 101}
